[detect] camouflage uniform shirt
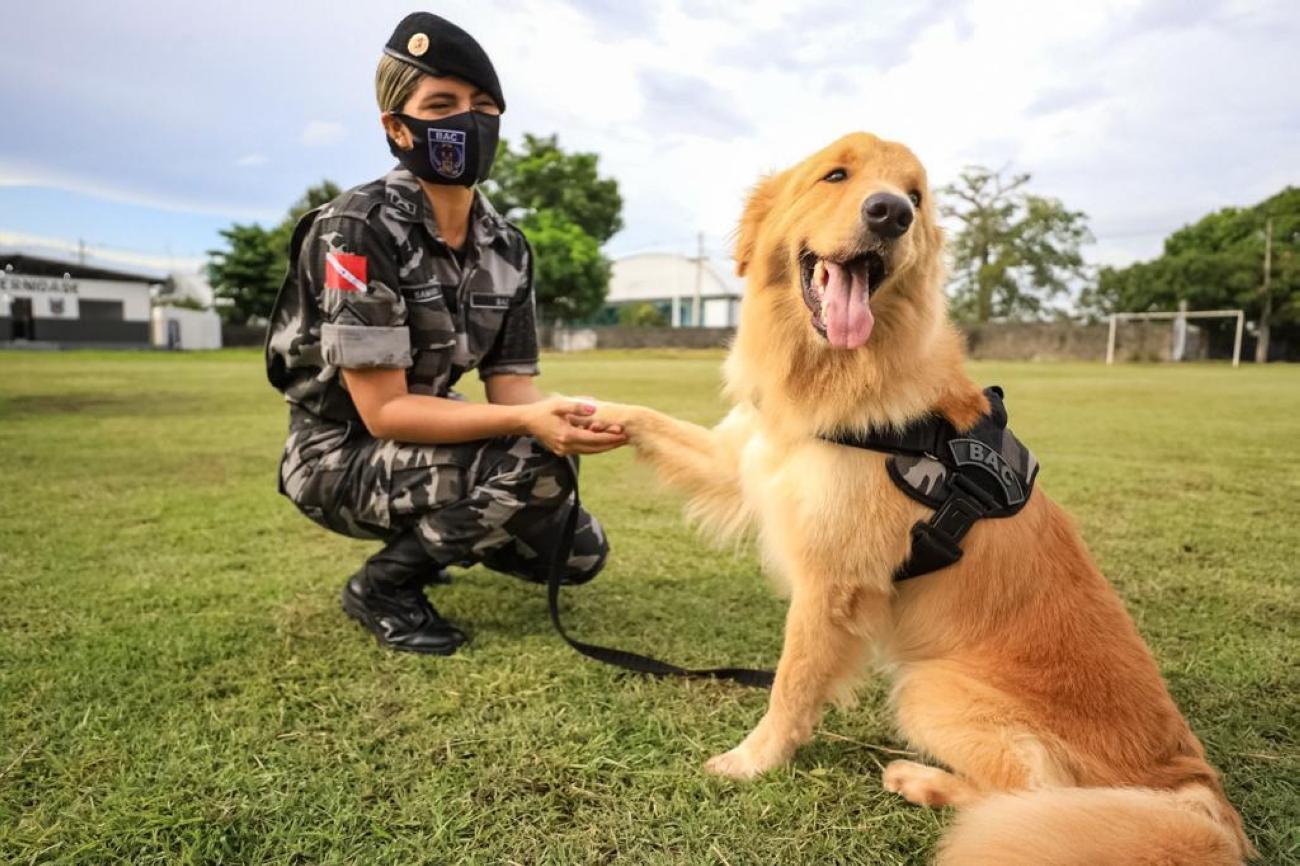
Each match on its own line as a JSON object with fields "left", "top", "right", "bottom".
{"left": 266, "top": 166, "right": 539, "bottom": 423}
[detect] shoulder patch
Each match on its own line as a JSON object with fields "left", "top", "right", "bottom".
{"left": 324, "top": 252, "right": 368, "bottom": 293}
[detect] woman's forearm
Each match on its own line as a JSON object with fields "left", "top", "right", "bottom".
{"left": 370, "top": 393, "right": 526, "bottom": 444}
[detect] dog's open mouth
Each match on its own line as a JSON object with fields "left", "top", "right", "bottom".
{"left": 800, "top": 250, "right": 887, "bottom": 349}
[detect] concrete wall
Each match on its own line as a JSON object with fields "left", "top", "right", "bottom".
{"left": 542, "top": 325, "right": 735, "bottom": 350}
{"left": 24, "top": 319, "right": 152, "bottom": 345}
{"left": 151, "top": 306, "right": 223, "bottom": 350}
{"left": 221, "top": 324, "right": 266, "bottom": 347}
{"left": 543, "top": 321, "right": 1195, "bottom": 361}
{"left": 963, "top": 321, "right": 1197, "bottom": 362}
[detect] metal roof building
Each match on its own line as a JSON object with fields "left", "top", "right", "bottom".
{"left": 604, "top": 252, "right": 744, "bottom": 327}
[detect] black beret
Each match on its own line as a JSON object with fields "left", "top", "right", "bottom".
{"left": 383, "top": 12, "right": 505, "bottom": 112}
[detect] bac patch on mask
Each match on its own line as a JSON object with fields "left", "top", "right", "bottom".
{"left": 324, "top": 252, "right": 368, "bottom": 293}
{"left": 470, "top": 292, "right": 511, "bottom": 310}
{"left": 428, "top": 129, "right": 467, "bottom": 180}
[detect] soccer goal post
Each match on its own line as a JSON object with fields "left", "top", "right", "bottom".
{"left": 1106, "top": 306, "right": 1245, "bottom": 367}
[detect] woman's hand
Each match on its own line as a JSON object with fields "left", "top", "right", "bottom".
{"left": 521, "top": 397, "right": 628, "bottom": 455}
{"left": 587, "top": 402, "right": 642, "bottom": 438}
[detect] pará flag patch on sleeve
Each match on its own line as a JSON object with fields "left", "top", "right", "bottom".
{"left": 324, "top": 252, "right": 368, "bottom": 293}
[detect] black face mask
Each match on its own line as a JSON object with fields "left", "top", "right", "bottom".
{"left": 386, "top": 110, "right": 500, "bottom": 187}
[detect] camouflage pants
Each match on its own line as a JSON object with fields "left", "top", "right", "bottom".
{"left": 279, "top": 417, "right": 607, "bottom": 584}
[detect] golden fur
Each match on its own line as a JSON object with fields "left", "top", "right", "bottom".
{"left": 593, "top": 133, "right": 1252, "bottom": 864}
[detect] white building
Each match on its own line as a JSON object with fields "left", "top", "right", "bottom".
{"left": 0, "top": 261, "right": 156, "bottom": 347}
{"left": 0, "top": 247, "right": 220, "bottom": 349}
{"left": 605, "top": 252, "right": 744, "bottom": 327}
{"left": 151, "top": 305, "right": 223, "bottom": 350}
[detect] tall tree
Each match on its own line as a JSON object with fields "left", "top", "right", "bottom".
{"left": 941, "top": 166, "right": 1093, "bottom": 322}
{"left": 518, "top": 210, "right": 610, "bottom": 322}
{"left": 1083, "top": 187, "right": 1299, "bottom": 361}
{"left": 484, "top": 134, "right": 624, "bottom": 243}
{"left": 267, "top": 180, "right": 343, "bottom": 269}
{"left": 206, "top": 223, "right": 279, "bottom": 326}
{"left": 483, "top": 134, "right": 623, "bottom": 322}
{"left": 208, "top": 180, "right": 341, "bottom": 324}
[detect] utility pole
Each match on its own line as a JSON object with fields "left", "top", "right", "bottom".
{"left": 691, "top": 231, "right": 704, "bottom": 328}
{"left": 1256, "top": 217, "right": 1273, "bottom": 364}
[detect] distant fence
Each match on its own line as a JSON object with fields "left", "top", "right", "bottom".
{"left": 540, "top": 325, "right": 734, "bottom": 350}
{"left": 962, "top": 321, "right": 1188, "bottom": 362}
{"left": 225, "top": 320, "right": 1286, "bottom": 361}
{"left": 542, "top": 322, "right": 1179, "bottom": 361}
{"left": 222, "top": 324, "right": 265, "bottom": 347}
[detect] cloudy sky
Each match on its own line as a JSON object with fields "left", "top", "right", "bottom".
{"left": 1, "top": 0, "right": 1296, "bottom": 275}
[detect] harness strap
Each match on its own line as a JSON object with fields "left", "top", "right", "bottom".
{"left": 893, "top": 473, "right": 995, "bottom": 581}
{"left": 546, "top": 458, "right": 775, "bottom": 689}
{"left": 826, "top": 386, "right": 1034, "bottom": 583}
{"left": 830, "top": 420, "right": 947, "bottom": 459}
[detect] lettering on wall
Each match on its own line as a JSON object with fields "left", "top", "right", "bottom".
{"left": 0, "top": 275, "right": 80, "bottom": 295}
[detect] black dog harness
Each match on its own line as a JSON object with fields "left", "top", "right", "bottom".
{"left": 822, "top": 386, "right": 1039, "bottom": 581}
{"left": 546, "top": 386, "right": 1037, "bottom": 690}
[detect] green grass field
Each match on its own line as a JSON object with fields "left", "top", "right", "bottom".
{"left": 1, "top": 349, "right": 1297, "bottom": 865}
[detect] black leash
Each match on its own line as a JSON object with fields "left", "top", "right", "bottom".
{"left": 545, "top": 458, "right": 775, "bottom": 689}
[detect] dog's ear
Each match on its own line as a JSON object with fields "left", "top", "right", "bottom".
{"left": 733, "top": 174, "right": 780, "bottom": 278}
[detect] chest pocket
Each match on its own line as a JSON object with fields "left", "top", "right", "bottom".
{"left": 402, "top": 283, "right": 457, "bottom": 395}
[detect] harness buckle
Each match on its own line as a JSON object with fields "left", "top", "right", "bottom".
{"left": 930, "top": 494, "right": 985, "bottom": 543}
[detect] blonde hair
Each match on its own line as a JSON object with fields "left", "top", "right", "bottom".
{"left": 375, "top": 54, "right": 426, "bottom": 113}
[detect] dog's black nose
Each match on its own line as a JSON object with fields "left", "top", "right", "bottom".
{"left": 863, "top": 193, "right": 914, "bottom": 239}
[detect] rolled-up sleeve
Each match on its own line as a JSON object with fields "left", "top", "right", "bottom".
{"left": 304, "top": 216, "right": 413, "bottom": 370}
{"left": 478, "top": 238, "right": 541, "bottom": 380}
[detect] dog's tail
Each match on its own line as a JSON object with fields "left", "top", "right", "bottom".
{"left": 937, "top": 784, "right": 1252, "bottom": 866}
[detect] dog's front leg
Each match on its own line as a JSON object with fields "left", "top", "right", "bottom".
{"left": 705, "top": 582, "right": 885, "bottom": 780}
{"left": 592, "top": 402, "right": 749, "bottom": 522}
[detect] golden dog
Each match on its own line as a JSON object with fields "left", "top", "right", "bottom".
{"left": 593, "top": 133, "right": 1251, "bottom": 864}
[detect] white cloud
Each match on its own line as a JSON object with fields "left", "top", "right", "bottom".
{"left": 472, "top": 0, "right": 1299, "bottom": 267}
{"left": 300, "top": 121, "right": 346, "bottom": 147}
{"left": 0, "top": 230, "right": 206, "bottom": 275}
{"left": 0, "top": 156, "right": 277, "bottom": 222}
{"left": 2, "top": 0, "right": 1296, "bottom": 270}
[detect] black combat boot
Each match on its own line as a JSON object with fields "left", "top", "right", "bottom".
{"left": 340, "top": 531, "right": 467, "bottom": 656}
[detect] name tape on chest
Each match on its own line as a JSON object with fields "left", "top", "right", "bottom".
{"left": 402, "top": 285, "right": 443, "bottom": 303}
{"left": 469, "top": 292, "right": 511, "bottom": 310}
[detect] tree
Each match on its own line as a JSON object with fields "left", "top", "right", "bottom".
{"left": 266, "top": 180, "right": 342, "bottom": 273}
{"left": 941, "top": 166, "right": 1093, "bottom": 322}
{"left": 519, "top": 210, "right": 610, "bottom": 322}
{"left": 484, "top": 134, "right": 623, "bottom": 323}
{"left": 206, "top": 223, "right": 280, "bottom": 326}
{"left": 1082, "top": 187, "right": 1300, "bottom": 361}
{"left": 208, "top": 180, "right": 340, "bottom": 325}
{"left": 617, "top": 302, "right": 668, "bottom": 327}
{"left": 484, "top": 134, "right": 623, "bottom": 243}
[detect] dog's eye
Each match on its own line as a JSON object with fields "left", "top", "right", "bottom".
{"left": 822, "top": 168, "right": 847, "bottom": 183}
{"left": 908, "top": 190, "right": 922, "bottom": 207}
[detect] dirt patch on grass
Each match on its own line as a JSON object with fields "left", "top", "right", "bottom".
{"left": 2, "top": 392, "right": 208, "bottom": 418}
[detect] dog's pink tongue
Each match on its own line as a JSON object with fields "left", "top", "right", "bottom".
{"left": 822, "top": 261, "right": 874, "bottom": 350}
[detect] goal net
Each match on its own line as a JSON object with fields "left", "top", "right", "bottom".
{"left": 1106, "top": 308, "right": 1245, "bottom": 367}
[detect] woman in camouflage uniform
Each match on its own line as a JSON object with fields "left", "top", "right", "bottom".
{"left": 265, "top": 12, "right": 624, "bottom": 656}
